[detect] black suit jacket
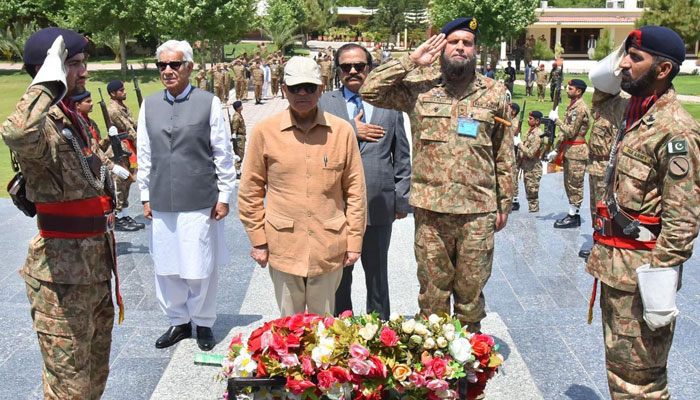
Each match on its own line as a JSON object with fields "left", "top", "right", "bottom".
{"left": 319, "top": 88, "right": 411, "bottom": 226}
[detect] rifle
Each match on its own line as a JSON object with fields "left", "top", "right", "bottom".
{"left": 98, "top": 88, "right": 135, "bottom": 182}
{"left": 539, "top": 70, "right": 562, "bottom": 161}
{"left": 514, "top": 100, "right": 526, "bottom": 166}
{"left": 130, "top": 66, "right": 143, "bottom": 106}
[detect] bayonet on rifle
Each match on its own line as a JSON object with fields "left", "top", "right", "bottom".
{"left": 98, "top": 88, "right": 134, "bottom": 182}
{"left": 130, "top": 66, "right": 144, "bottom": 106}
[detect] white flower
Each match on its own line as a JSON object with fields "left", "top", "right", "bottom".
{"left": 414, "top": 322, "right": 428, "bottom": 336}
{"left": 232, "top": 351, "right": 258, "bottom": 378}
{"left": 442, "top": 324, "right": 455, "bottom": 336}
{"left": 424, "top": 337, "right": 436, "bottom": 350}
{"left": 402, "top": 319, "right": 416, "bottom": 334}
{"left": 390, "top": 312, "right": 400, "bottom": 322}
{"left": 429, "top": 314, "right": 440, "bottom": 324}
{"left": 311, "top": 336, "right": 335, "bottom": 366}
{"left": 358, "top": 322, "right": 379, "bottom": 340}
{"left": 437, "top": 337, "right": 448, "bottom": 348}
{"left": 444, "top": 331, "right": 455, "bottom": 342}
{"left": 316, "top": 321, "right": 329, "bottom": 338}
{"left": 449, "top": 337, "right": 472, "bottom": 364}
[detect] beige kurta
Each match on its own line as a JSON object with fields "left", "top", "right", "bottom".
{"left": 238, "top": 108, "right": 367, "bottom": 278}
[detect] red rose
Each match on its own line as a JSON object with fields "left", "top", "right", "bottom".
{"left": 369, "top": 355, "right": 387, "bottom": 378}
{"left": 324, "top": 316, "right": 335, "bottom": 328}
{"left": 430, "top": 357, "right": 448, "bottom": 379}
{"left": 247, "top": 322, "right": 271, "bottom": 354}
{"left": 271, "top": 333, "right": 288, "bottom": 355}
{"left": 329, "top": 366, "right": 350, "bottom": 383}
{"left": 288, "top": 313, "right": 307, "bottom": 332}
{"left": 379, "top": 326, "right": 399, "bottom": 347}
{"left": 471, "top": 341, "right": 490, "bottom": 357}
{"left": 471, "top": 334, "right": 495, "bottom": 347}
{"left": 256, "top": 360, "right": 267, "bottom": 377}
{"left": 286, "top": 377, "right": 315, "bottom": 395}
{"left": 286, "top": 333, "right": 300, "bottom": 349}
{"left": 300, "top": 355, "right": 315, "bottom": 376}
{"left": 317, "top": 370, "right": 336, "bottom": 390}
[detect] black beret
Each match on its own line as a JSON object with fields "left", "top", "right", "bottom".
{"left": 24, "top": 27, "right": 88, "bottom": 65}
{"left": 625, "top": 26, "right": 686, "bottom": 65}
{"left": 233, "top": 101, "right": 242, "bottom": 110}
{"left": 568, "top": 79, "right": 587, "bottom": 91}
{"left": 529, "top": 110, "right": 543, "bottom": 119}
{"left": 510, "top": 103, "right": 520, "bottom": 114}
{"left": 70, "top": 91, "right": 91, "bottom": 102}
{"left": 440, "top": 17, "right": 479, "bottom": 37}
{"left": 107, "top": 80, "right": 124, "bottom": 93}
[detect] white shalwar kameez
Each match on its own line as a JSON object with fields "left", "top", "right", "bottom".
{"left": 137, "top": 84, "right": 235, "bottom": 328}
{"left": 262, "top": 65, "right": 271, "bottom": 99}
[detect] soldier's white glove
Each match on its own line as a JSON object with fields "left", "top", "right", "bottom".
{"left": 108, "top": 126, "right": 119, "bottom": 137}
{"left": 31, "top": 35, "right": 68, "bottom": 104}
{"left": 636, "top": 264, "right": 680, "bottom": 331}
{"left": 513, "top": 136, "right": 522, "bottom": 147}
{"left": 589, "top": 42, "right": 625, "bottom": 95}
{"left": 548, "top": 108, "right": 559, "bottom": 121}
{"left": 112, "top": 165, "right": 130, "bottom": 180}
{"left": 546, "top": 150, "right": 558, "bottom": 162}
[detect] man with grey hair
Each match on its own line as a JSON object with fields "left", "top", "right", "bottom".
{"left": 137, "top": 39, "right": 236, "bottom": 351}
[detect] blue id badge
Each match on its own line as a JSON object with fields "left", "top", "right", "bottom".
{"left": 457, "top": 115, "right": 478, "bottom": 138}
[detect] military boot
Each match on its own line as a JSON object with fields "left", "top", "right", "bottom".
{"left": 115, "top": 217, "right": 139, "bottom": 232}
{"left": 578, "top": 249, "right": 591, "bottom": 259}
{"left": 511, "top": 201, "right": 520, "bottom": 211}
{"left": 554, "top": 214, "right": 581, "bottom": 229}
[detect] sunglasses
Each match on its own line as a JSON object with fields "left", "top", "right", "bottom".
{"left": 156, "top": 61, "right": 185, "bottom": 71}
{"left": 286, "top": 83, "right": 318, "bottom": 94}
{"left": 338, "top": 62, "right": 367, "bottom": 73}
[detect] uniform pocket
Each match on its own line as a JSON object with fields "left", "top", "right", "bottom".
{"left": 418, "top": 101, "right": 452, "bottom": 142}
{"left": 616, "top": 154, "right": 653, "bottom": 211}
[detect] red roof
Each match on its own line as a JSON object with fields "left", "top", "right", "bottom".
{"left": 537, "top": 16, "right": 636, "bottom": 23}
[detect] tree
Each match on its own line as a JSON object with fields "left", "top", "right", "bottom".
{"left": 301, "top": 0, "right": 338, "bottom": 47}
{"left": 263, "top": 23, "right": 302, "bottom": 53}
{"left": 0, "top": 0, "right": 65, "bottom": 28}
{"left": 0, "top": 20, "right": 37, "bottom": 61}
{"left": 147, "top": 0, "right": 256, "bottom": 69}
{"left": 637, "top": 0, "right": 700, "bottom": 49}
{"left": 593, "top": 29, "right": 614, "bottom": 60}
{"left": 91, "top": 29, "right": 136, "bottom": 63}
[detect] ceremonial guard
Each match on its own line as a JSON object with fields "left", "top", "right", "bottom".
{"left": 516, "top": 111, "right": 545, "bottom": 212}
{"left": 547, "top": 79, "right": 590, "bottom": 228}
{"left": 549, "top": 64, "right": 562, "bottom": 102}
{"left": 251, "top": 61, "right": 265, "bottom": 104}
{"left": 231, "top": 100, "right": 246, "bottom": 178}
{"left": 360, "top": 18, "right": 514, "bottom": 333}
{"left": 586, "top": 26, "right": 700, "bottom": 399}
{"left": 320, "top": 55, "right": 333, "bottom": 92}
{"left": 73, "top": 91, "right": 109, "bottom": 152}
{"left": 107, "top": 80, "right": 144, "bottom": 231}
{"left": 1, "top": 28, "right": 131, "bottom": 399}
{"left": 212, "top": 64, "right": 224, "bottom": 102}
{"left": 232, "top": 59, "right": 247, "bottom": 101}
{"left": 223, "top": 63, "right": 231, "bottom": 104}
{"left": 535, "top": 63, "right": 548, "bottom": 102}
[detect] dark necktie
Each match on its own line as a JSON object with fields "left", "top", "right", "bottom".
{"left": 351, "top": 94, "right": 366, "bottom": 123}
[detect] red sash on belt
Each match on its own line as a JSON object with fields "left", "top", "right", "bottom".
{"left": 592, "top": 201, "right": 659, "bottom": 250}
{"left": 125, "top": 139, "right": 137, "bottom": 169}
{"left": 553, "top": 140, "right": 586, "bottom": 166}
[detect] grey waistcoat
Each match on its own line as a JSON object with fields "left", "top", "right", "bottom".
{"left": 145, "top": 87, "right": 218, "bottom": 212}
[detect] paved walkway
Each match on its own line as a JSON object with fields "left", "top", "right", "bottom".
{"left": 1, "top": 94, "right": 700, "bottom": 400}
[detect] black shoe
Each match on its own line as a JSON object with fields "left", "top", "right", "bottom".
{"left": 554, "top": 214, "right": 581, "bottom": 229}
{"left": 236, "top": 172, "right": 241, "bottom": 180}
{"left": 126, "top": 216, "right": 145, "bottom": 230}
{"left": 578, "top": 249, "right": 591, "bottom": 259}
{"left": 196, "top": 326, "right": 216, "bottom": 351}
{"left": 155, "top": 322, "right": 192, "bottom": 349}
{"left": 511, "top": 201, "right": 520, "bottom": 211}
{"left": 115, "top": 217, "right": 139, "bottom": 232}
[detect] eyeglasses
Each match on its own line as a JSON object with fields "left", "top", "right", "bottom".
{"left": 156, "top": 61, "right": 185, "bottom": 71}
{"left": 286, "top": 83, "right": 318, "bottom": 94}
{"left": 338, "top": 62, "right": 367, "bottom": 73}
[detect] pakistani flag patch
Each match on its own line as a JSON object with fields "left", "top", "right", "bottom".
{"left": 668, "top": 140, "right": 687, "bottom": 155}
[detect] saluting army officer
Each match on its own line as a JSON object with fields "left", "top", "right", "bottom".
{"left": 587, "top": 26, "right": 700, "bottom": 399}
{"left": 1, "top": 28, "right": 131, "bottom": 399}
{"left": 360, "top": 17, "right": 514, "bottom": 333}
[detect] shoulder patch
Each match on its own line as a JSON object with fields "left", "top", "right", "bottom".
{"left": 667, "top": 140, "right": 687, "bottom": 155}
{"left": 622, "top": 145, "right": 653, "bottom": 165}
{"left": 668, "top": 156, "right": 690, "bottom": 178}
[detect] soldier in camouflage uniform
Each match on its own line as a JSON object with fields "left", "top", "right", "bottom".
{"left": 212, "top": 64, "right": 224, "bottom": 102}
{"left": 251, "top": 62, "right": 265, "bottom": 104}
{"left": 107, "top": 80, "right": 144, "bottom": 232}
{"left": 535, "top": 64, "right": 548, "bottom": 102}
{"left": 194, "top": 69, "right": 207, "bottom": 90}
{"left": 73, "top": 91, "right": 110, "bottom": 153}
{"left": 270, "top": 59, "right": 280, "bottom": 97}
{"left": 549, "top": 64, "right": 562, "bottom": 102}
{"left": 516, "top": 111, "right": 545, "bottom": 212}
{"left": 579, "top": 90, "right": 617, "bottom": 259}
{"left": 232, "top": 59, "right": 247, "bottom": 101}
{"left": 231, "top": 100, "right": 246, "bottom": 177}
{"left": 1, "top": 28, "right": 131, "bottom": 400}
{"left": 547, "top": 79, "right": 590, "bottom": 228}
{"left": 222, "top": 63, "right": 231, "bottom": 104}
{"left": 319, "top": 55, "right": 332, "bottom": 92}
{"left": 360, "top": 18, "right": 514, "bottom": 333}
{"left": 586, "top": 26, "right": 700, "bottom": 399}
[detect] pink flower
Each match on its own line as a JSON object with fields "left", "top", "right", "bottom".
{"left": 271, "top": 333, "right": 288, "bottom": 355}
{"left": 300, "top": 355, "right": 314, "bottom": 376}
{"left": 329, "top": 366, "right": 350, "bottom": 383}
{"left": 340, "top": 310, "right": 354, "bottom": 318}
{"left": 429, "top": 357, "right": 448, "bottom": 379}
{"left": 317, "top": 370, "right": 337, "bottom": 390}
{"left": 409, "top": 372, "right": 426, "bottom": 387}
{"left": 379, "top": 326, "right": 399, "bottom": 347}
{"left": 229, "top": 333, "right": 243, "bottom": 347}
{"left": 349, "top": 343, "right": 370, "bottom": 360}
{"left": 426, "top": 379, "right": 449, "bottom": 392}
{"left": 260, "top": 330, "right": 273, "bottom": 351}
{"left": 349, "top": 358, "right": 372, "bottom": 375}
{"left": 286, "top": 377, "right": 315, "bottom": 395}
{"left": 280, "top": 353, "right": 300, "bottom": 367}
{"left": 324, "top": 316, "right": 335, "bottom": 328}
{"left": 369, "top": 355, "right": 387, "bottom": 378}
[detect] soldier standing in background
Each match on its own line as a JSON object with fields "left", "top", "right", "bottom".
{"left": 372, "top": 43, "right": 382, "bottom": 68}
{"left": 360, "top": 17, "right": 514, "bottom": 333}
{"left": 230, "top": 100, "right": 245, "bottom": 179}
{"left": 277, "top": 56, "right": 286, "bottom": 99}
{"left": 509, "top": 103, "right": 521, "bottom": 211}
{"left": 586, "top": 26, "right": 700, "bottom": 399}
{"left": 504, "top": 61, "right": 516, "bottom": 95}
{"left": 73, "top": 91, "right": 110, "bottom": 152}
{"left": 1, "top": 28, "right": 131, "bottom": 399}
{"left": 549, "top": 64, "right": 562, "bottom": 102}
{"left": 270, "top": 58, "right": 280, "bottom": 97}
{"left": 546, "top": 79, "right": 590, "bottom": 229}
{"left": 232, "top": 59, "right": 247, "bottom": 101}
{"left": 195, "top": 69, "right": 207, "bottom": 90}
{"left": 535, "top": 63, "right": 548, "bottom": 102}
{"left": 578, "top": 90, "right": 617, "bottom": 259}
{"left": 515, "top": 111, "right": 545, "bottom": 212}
{"left": 320, "top": 55, "right": 332, "bottom": 92}
{"left": 251, "top": 61, "right": 264, "bottom": 104}
{"left": 107, "top": 80, "right": 145, "bottom": 231}
{"left": 222, "top": 63, "right": 231, "bottom": 104}
{"left": 212, "top": 64, "right": 223, "bottom": 102}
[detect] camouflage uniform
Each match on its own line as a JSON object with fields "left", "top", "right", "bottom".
{"left": 1, "top": 83, "right": 119, "bottom": 399}
{"left": 535, "top": 67, "right": 548, "bottom": 101}
{"left": 518, "top": 125, "right": 544, "bottom": 212}
{"left": 195, "top": 70, "right": 207, "bottom": 90}
{"left": 252, "top": 66, "right": 264, "bottom": 102}
{"left": 320, "top": 60, "right": 332, "bottom": 92}
{"left": 554, "top": 96, "right": 590, "bottom": 208}
{"left": 212, "top": 67, "right": 224, "bottom": 101}
{"left": 586, "top": 91, "right": 617, "bottom": 223}
{"left": 586, "top": 87, "right": 700, "bottom": 399}
{"left": 270, "top": 63, "right": 280, "bottom": 97}
{"left": 107, "top": 99, "right": 137, "bottom": 214}
{"left": 232, "top": 63, "right": 247, "bottom": 100}
{"left": 231, "top": 111, "right": 246, "bottom": 171}
{"left": 222, "top": 65, "right": 231, "bottom": 103}
{"left": 360, "top": 55, "right": 514, "bottom": 332}
{"left": 510, "top": 116, "right": 520, "bottom": 200}
{"left": 549, "top": 67, "right": 562, "bottom": 102}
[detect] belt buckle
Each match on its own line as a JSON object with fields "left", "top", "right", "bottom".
{"left": 594, "top": 215, "right": 606, "bottom": 234}
{"left": 105, "top": 211, "right": 115, "bottom": 231}
{"left": 623, "top": 219, "right": 641, "bottom": 236}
